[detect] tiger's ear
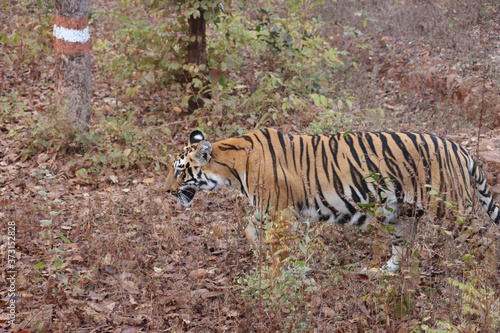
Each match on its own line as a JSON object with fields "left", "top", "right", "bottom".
{"left": 193, "top": 141, "right": 213, "bottom": 165}
{"left": 189, "top": 130, "right": 205, "bottom": 145}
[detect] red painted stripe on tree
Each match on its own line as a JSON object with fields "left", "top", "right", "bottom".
{"left": 54, "top": 39, "right": 92, "bottom": 55}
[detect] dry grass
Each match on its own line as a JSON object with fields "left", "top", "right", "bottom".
{"left": 3, "top": 161, "right": 499, "bottom": 331}
{"left": 2, "top": 0, "right": 500, "bottom": 332}
{"left": 322, "top": 0, "right": 500, "bottom": 132}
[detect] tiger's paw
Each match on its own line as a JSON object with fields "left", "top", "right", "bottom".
{"left": 357, "top": 267, "right": 396, "bottom": 278}
{"left": 357, "top": 260, "right": 399, "bottom": 278}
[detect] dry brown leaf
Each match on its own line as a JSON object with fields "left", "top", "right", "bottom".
{"left": 142, "top": 177, "right": 154, "bottom": 184}
{"left": 356, "top": 299, "right": 372, "bottom": 321}
{"left": 189, "top": 268, "right": 208, "bottom": 279}
{"left": 111, "top": 313, "right": 146, "bottom": 325}
{"left": 105, "top": 301, "right": 119, "bottom": 312}
{"left": 103, "top": 253, "right": 112, "bottom": 265}
{"left": 190, "top": 289, "right": 210, "bottom": 299}
{"left": 36, "top": 153, "right": 49, "bottom": 164}
{"left": 76, "top": 168, "right": 88, "bottom": 179}
{"left": 322, "top": 306, "right": 337, "bottom": 318}
{"left": 355, "top": 272, "right": 369, "bottom": 280}
{"left": 88, "top": 301, "right": 106, "bottom": 313}
{"left": 121, "top": 280, "right": 140, "bottom": 294}
{"left": 85, "top": 307, "right": 106, "bottom": 324}
{"left": 15, "top": 304, "right": 53, "bottom": 332}
{"left": 89, "top": 291, "right": 107, "bottom": 301}
{"left": 129, "top": 294, "right": 138, "bottom": 305}
{"left": 227, "top": 310, "right": 239, "bottom": 317}
{"left": 209, "top": 69, "right": 222, "bottom": 83}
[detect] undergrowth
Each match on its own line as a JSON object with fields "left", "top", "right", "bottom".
{"left": 2, "top": 0, "right": 500, "bottom": 332}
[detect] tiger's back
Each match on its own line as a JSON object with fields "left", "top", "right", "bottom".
{"left": 225, "top": 129, "right": 481, "bottom": 225}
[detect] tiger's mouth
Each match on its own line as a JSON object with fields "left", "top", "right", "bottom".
{"left": 177, "top": 186, "right": 198, "bottom": 207}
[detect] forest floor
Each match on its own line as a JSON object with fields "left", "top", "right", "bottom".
{"left": 1, "top": 1, "right": 500, "bottom": 332}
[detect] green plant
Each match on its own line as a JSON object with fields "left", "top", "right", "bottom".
{"left": 252, "top": 3, "right": 344, "bottom": 93}
{"left": 352, "top": 9, "right": 376, "bottom": 29}
{"left": 32, "top": 167, "right": 92, "bottom": 295}
{"left": 109, "top": 0, "right": 236, "bottom": 97}
{"left": 111, "top": 9, "right": 186, "bottom": 93}
{"left": 0, "top": 92, "right": 32, "bottom": 124}
{"left": 421, "top": 320, "right": 460, "bottom": 333}
{"left": 446, "top": 276, "right": 500, "bottom": 330}
{"left": 102, "top": 0, "right": 347, "bottom": 133}
{"left": 83, "top": 111, "right": 171, "bottom": 170}
{"left": 239, "top": 260, "right": 317, "bottom": 307}
{"left": 0, "top": 0, "right": 53, "bottom": 68}
{"left": 418, "top": 269, "right": 500, "bottom": 332}
{"left": 307, "top": 94, "right": 365, "bottom": 134}
{"left": 358, "top": 172, "right": 395, "bottom": 219}
{"left": 34, "top": 167, "right": 71, "bottom": 283}
{"left": 238, "top": 213, "right": 321, "bottom": 330}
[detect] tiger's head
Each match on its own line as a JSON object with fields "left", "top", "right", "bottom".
{"left": 166, "top": 130, "right": 214, "bottom": 207}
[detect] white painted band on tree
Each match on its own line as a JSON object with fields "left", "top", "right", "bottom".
{"left": 53, "top": 25, "right": 90, "bottom": 43}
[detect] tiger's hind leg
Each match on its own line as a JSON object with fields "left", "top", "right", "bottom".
{"left": 385, "top": 206, "right": 423, "bottom": 272}
{"left": 386, "top": 221, "right": 411, "bottom": 272}
{"left": 360, "top": 202, "right": 422, "bottom": 275}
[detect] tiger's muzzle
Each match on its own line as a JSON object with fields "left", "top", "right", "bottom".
{"left": 170, "top": 186, "right": 198, "bottom": 207}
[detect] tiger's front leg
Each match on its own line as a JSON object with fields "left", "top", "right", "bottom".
{"left": 244, "top": 213, "right": 272, "bottom": 252}
{"left": 244, "top": 209, "right": 298, "bottom": 249}
{"left": 244, "top": 210, "right": 298, "bottom": 277}
{"left": 244, "top": 217, "right": 261, "bottom": 249}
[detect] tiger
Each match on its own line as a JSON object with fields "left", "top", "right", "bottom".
{"left": 166, "top": 128, "right": 500, "bottom": 272}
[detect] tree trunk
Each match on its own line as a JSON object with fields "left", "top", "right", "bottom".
{"left": 53, "top": 0, "right": 92, "bottom": 132}
{"left": 186, "top": 9, "right": 206, "bottom": 112}
{"left": 187, "top": 10, "right": 207, "bottom": 66}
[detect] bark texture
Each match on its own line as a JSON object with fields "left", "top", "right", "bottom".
{"left": 186, "top": 9, "right": 207, "bottom": 112}
{"left": 55, "top": 53, "right": 92, "bottom": 131}
{"left": 54, "top": 0, "right": 91, "bottom": 132}
{"left": 187, "top": 10, "right": 207, "bottom": 66}
{"left": 55, "top": 0, "right": 90, "bottom": 17}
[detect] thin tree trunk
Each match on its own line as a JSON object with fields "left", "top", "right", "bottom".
{"left": 187, "top": 10, "right": 207, "bottom": 66}
{"left": 185, "top": 8, "right": 207, "bottom": 112}
{"left": 54, "top": 0, "right": 91, "bottom": 132}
